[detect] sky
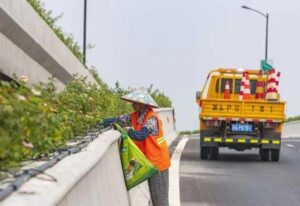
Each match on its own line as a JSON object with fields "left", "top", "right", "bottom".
{"left": 40, "top": 0, "right": 300, "bottom": 131}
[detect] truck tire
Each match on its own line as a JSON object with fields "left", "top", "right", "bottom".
{"left": 271, "top": 149, "right": 280, "bottom": 161}
{"left": 260, "top": 148, "right": 269, "bottom": 161}
{"left": 200, "top": 146, "right": 209, "bottom": 160}
{"left": 211, "top": 147, "right": 219, "bottom": 160}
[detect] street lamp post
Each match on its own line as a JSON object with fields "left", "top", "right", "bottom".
{"left": 83, "top": 0, "right": 87, "bottom": 65}
{"left": 241, "top": 5, "right": 269, "bottom": 61}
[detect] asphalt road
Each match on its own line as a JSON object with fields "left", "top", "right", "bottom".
{"left": 179, "top": 135, "right": 300, "bottom": 206}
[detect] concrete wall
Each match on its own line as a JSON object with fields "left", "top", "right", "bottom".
{"left": 0, "top": 0, "right": 96, "bottom": 89}
{"left": 1, "top": 109, "right": 177, "bottom": 206}
{"left": 155, "top": 108, "right": 177, "bottom": 145}
{"left": 282, "top": 120, "right": 300, "bottom": 138}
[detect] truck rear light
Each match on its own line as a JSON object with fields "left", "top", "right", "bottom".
{"left": 205, "top": 120, "right": 220, "bottom": 127}
{"left": 265, "top": 122, "right": 278, "bottom": 128}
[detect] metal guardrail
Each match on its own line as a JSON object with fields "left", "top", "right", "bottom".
{"left": 0, "top": 126, "right": 112, "bottom": 201}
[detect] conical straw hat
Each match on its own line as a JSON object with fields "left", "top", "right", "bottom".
{"left": 121, "top": 88, "right": 159, "bottom": 108}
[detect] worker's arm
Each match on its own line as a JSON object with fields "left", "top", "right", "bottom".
{"left": 128, "top": 127, "right": 151, "bottom": 141}
{"left": 102, "top": 117, "right": 117, "bottom": 127}
{"left": 101, "top": 114, "right": 132, "bottom": 128}
{"left": 127, "top": 116, "right": 158, "bottom": 141}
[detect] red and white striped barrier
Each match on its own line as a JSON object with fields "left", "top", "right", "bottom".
{"left": 243, "top": 72, "right": 251, "bottom": 100}
{"left": 239, "top": 72, "right": 246, "bottom": 100}
{"left": 266, "top": 69, "right": 278, "bottom": 100}
{"left": 255, "top": 70, "right": 265, "bottom": 100}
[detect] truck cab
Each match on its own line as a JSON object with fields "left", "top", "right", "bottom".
{"left": 196, "top": 68, "right": 285, "bottom": 161}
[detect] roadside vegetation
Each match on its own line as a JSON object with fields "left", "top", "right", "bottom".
{"left": 286, "top": 116, "right": 300, "bottom": 122}
{"left": 0, "top": 76, "right": 172, "bottom": 171}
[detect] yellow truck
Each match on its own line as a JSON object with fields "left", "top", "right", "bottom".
{"left": 196, "top": 68, "right": 285, "bottom": 161}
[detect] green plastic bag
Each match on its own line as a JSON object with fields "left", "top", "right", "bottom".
{"left": 114, "top": 124, "right": 158, "bottom": 190}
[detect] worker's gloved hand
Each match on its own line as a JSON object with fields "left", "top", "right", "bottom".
{"left": 101, "top": 117, "right": 117, "bottom": 128}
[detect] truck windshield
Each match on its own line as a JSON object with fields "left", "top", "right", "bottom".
{"left": 216, "top": 78, "right": 257, "bottom": 94}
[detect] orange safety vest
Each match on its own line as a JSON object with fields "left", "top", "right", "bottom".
{"left": 131, "top": 109, "right": 171, "bottom": 171}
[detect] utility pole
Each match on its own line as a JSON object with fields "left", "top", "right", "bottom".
{"left": 83, "top": 0, "right": 87, "bottom": 65}
{"left": 242, "top": 5, "right": 269, "bottom": 61}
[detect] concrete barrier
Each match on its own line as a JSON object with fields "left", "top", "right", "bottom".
{"left": 282, "top": 120, "right": 300, "bottom": 138}
{"left": 155, "top": 108, "right": 177, "bottom": 145}
{"left": 0, "top": 0, "right": 96, "bottom": 89}
{"left": 1, "top": 130, "right": 130, "bottom": 206}
{"left": 1, "top": 109, "right": 177, "bottom": 206}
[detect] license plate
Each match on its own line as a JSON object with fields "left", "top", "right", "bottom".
{"left": 231, "top": 123, "right": 252, "bottom": 132}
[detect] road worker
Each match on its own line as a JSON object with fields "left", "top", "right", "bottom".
{"left": 103, "top": 88, "right": 171, "bottom": 206}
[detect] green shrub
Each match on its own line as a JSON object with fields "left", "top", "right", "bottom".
{"left": 150, "top": 90, "right": 172, "bottom": 108}
{"left": 0, "top": 81, "right": 72, "bottom": 168}
{"left": 147, "top": 84, "right": 172, "bottom": 107}
{"left": 286, "top": 116, "right": 300, "bottom": 122}
{"left": 0, "top": 77, "right": 128, "bottom": 170}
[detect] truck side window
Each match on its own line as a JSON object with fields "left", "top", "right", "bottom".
{"left": 215, "top": 79, "right": 233, "bottom": 93}
{"left": 234, "top": 79, "right": 257, "bottom": 94}
{"left": 235, "top": 79, "right": 241, "bottom": 94}
{"left": 215, "top": 79, "right": 220, "bottom": 93}
{"left": 216, "top": 78, "right": 258, "bottom": 94}
{"left": 250, "top": 80, "right": 257, "bottom": 94}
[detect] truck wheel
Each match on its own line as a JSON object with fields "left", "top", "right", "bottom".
{"left": 260, "top": 148, "right": 269, "bottom": 161}
{"left": 211, "top": 147, "right": 219, "bottom": 160}
{"left": 271, "top": 149, "right": 280, "bottom": 161}
{"left": 200, "top": 146, "right": 209, "bottom": 160}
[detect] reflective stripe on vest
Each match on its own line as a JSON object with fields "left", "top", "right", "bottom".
{"left": 157, "top": 136, "right": 166, "bottom": 145}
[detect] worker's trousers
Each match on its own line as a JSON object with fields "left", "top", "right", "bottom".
{"left": 148, "top": 169, "right": 169, "bottom": 206}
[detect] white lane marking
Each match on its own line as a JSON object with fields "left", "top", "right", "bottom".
{"left": 286, "top": 144, "right": 295, "bottom": 147}
{"left": 283, "top": 139, "right": 300, "bottom": 142}
{"left": 169, "top": 138, "right": 189, "bottom": 206}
